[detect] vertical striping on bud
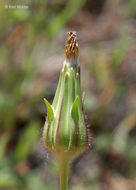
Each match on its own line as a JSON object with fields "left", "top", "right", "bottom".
{"left": 65, "top": 31, "right": 79, "bottom": 59}
{"left": 42, "top": 31, "right": 90, "bottom": 190}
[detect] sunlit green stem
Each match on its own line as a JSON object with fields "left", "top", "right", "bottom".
{"left": 59, "top": 158, "right": 70, "bottom": 190}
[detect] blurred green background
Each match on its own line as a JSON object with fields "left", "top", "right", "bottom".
{"left": 0, "top": 0, "right": 136, "bottom": 190}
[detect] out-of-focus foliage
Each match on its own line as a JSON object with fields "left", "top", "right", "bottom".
{"left": 0, "top": 0, "right": 136, "bottom": 190}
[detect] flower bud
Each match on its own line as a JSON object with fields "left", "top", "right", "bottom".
{"left": 43, "top": 31, "right": 89, "bottom": 162}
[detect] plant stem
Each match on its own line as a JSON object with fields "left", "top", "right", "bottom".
{"left": 59, "top": 159, "right": 69, "bottom": 190}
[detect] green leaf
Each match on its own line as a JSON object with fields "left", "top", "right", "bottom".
{"left": 71, "top": 96, "right": 79, "bottom": 122}
{"left": 82, "top": 92, "right": 85, "bottom": 107}
{"left": 0, "top": 133, "right": 10, "bottom": 162}
{"left": 15, "top": 120, "right": 40, "bottom": 160}
{"left": 44, "top": 98, "right": 54, "bottom": 123}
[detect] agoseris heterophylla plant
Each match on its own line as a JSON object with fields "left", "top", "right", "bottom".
{"left": 42, "top": 31, "right": 90, "bottom": 190}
